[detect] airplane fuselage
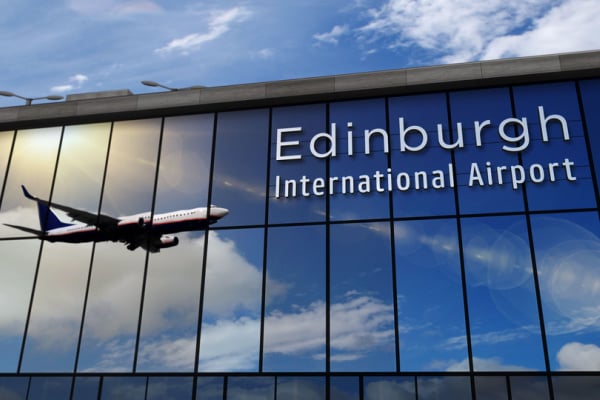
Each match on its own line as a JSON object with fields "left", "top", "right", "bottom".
{"left": 44, "top": 206, "right": 228, "bottom": 246}
{"left": 5, "top": 185, "right": 229, "bottom": 252}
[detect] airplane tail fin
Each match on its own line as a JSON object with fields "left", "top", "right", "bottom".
{"left": 21, "top": 185, "right": 73, "bottom": 232}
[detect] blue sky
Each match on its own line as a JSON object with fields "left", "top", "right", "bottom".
{"left": 0, "top": 0, "right": 599, "bottom": 107}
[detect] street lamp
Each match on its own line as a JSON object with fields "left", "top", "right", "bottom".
{"left": 0, "top": 90, "right": 63, "bottom": 105}
{"left": 141, "top": 80, "right": 205, "bottom": 91}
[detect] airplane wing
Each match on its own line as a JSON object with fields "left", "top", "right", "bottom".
{"left": 21, "top": 185, "right": 120, "bottom": 228}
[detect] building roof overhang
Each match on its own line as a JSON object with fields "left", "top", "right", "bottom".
{"left": 1, "top": 50, "right": 600, "bottom": 130}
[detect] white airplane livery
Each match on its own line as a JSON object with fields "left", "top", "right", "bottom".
{"left": 4, "top": 185, "right": 229, "bottom": 252}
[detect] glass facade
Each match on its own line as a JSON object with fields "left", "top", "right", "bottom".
{"left": 0, "top": 78, "right": 598, "bottom": 399}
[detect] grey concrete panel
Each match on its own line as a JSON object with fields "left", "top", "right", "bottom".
{"left": 75, "top": 95, "right": 139, "bottom": 116}
{"left": 66, "top": 89, "right": 133, "bottom": 101}
{"left": 200, "top": 83, "right": 266, "bottom": 104}
{"left": 0, "top": 107, "right": 19, "bottom": 123}
{"left": 137, "top": 90, "right": 201, "bottom": 110}
{"left": 334, "top": 70, "right": 407, "bottom": 92}
{"left": 266, "top": 77, "right": 335, "bottom": 98}
{"left": 16, "top": 102, "right": 78, "bottom": 122}
{"left": 482, "top": 56, "right": 561, "bottom": 78}
{"left": 406, "top": 62, "right": 482, "bottom": 85}
{"left": 560, "top": 51, "right": 600, "bottom": 71}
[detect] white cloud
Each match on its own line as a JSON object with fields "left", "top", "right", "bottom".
{"left": 364, "top": 378, "right": 415, "bottom": 399}
{"left": 359, "top": 0, "right": 600, "bottom": 63}
{"left": 257, "top": 48, "right": 274, "bottom": 59}
{"left": 51, "top": 74, "right": 89, "bottom": 94}
{"left": 155, "top": 7, "right": 251, "bottom": 55}
{"left": 446, "top": 356, "right": 532, "bottom": 371}
{"left": 483, "top": 0, "right": 600, "bottom": 59}
{"left": 557, "top": 342, "right": 600, "bottom": 371}
{"left": 314, "top": 25, "right": 349, "bottom": 45}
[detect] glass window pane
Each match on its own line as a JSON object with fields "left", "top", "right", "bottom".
{"left": 101, "top": 377, "right": 146, "bottom": 400}
{"left": 0, "top": 130, "right": 14, "bottom": 195}
{"left": 395, "top": 219, "right": 468, "bottom": 371}
{"left": 0, "top": 127, "right": 62, "bottom": 238}
{"left": 77, "top": 119, "right": 161, "bottom": 372}
{"left": 28, "top": 377, "right": 71, "bottom": 400}
{"left": 329, "top": 98, "right": 389, "bottom": 221}
{"left": 330, "top": 376, "right": 359, "bottom": 400}
{"left": 146, "top": 376, "right": 193, "bottom": 400}
{"left": 450, "top": 88, "right": 524, "bottom": 214}
{"left": 0, "top": 377, "right": 28, "bottom": 400}
{"left": 196, "top": 376, "right": 223, "bottom": 399}
{"left": 463, "top": 215, "right": 546, "bottom": 371}
{"left": 475, "top": 376, "right": 507, "bottom": 400}
{"left": 330, "top": 222, "right": 396, "bottom": 371}
{"left": 552, "top": 376, "right": 600, "bottom": 400}
{"left": 0, "top": 127, "right": 61, "bottom": 372}
{"left": 227, "top": 376, "right": 274, "bottom": 400}
{"left": 212, "top": 109, "right": 269, "bottom": 227}
{"left": 363, "top": 376, "right": 415, "bottom": 400}
{"left": 0, "top": 240, "right": 39, "bottom": 371}
{"left": 389, "top": 93, "right": 456, "bottom": 217}
{"left": 417, "top": 376, "right": 471, "bottom": 400}
{"left": 22, "top": 123, "right": 111, "bottom": 372}
{"left": 579, "top": 78, "right": 600, "bottom": 192}
{"left": 513, "top": 82, "right": 596, "bottom": 210}
{"left": 269, "top": 104, "right": 326, "bottom": 224}
{"left": 72, "top": 377, "right": 100, "bottom": 400}
{"left": 263, "top": 225, "right": 325, "bottom": 372}
{"left": 276, "top": 376, "right": 325, "bottom": 400}
{"left": 137, "top": 114, "right": 214, "bottom": 372}
{"left": 199, "top": 228, "right": 263, "bottom": 372}
{"left": 509, "top": 376, "right": 549, "bottom": 400}
{"left": 530, "top": 212, "right": 600, "bottom": 371}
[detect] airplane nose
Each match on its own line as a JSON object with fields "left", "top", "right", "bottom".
{"left": 210, "top": 206, "right": 229, "bottom": 218}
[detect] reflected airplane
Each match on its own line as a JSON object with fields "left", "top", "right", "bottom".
{"left": 4, "top": 185, "right": 229, "bottom": 252}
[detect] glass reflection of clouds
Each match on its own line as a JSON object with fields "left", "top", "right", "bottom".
{"left": 199, "top": 229, "right": 265, "bottom": 372}
{"left": 137, "top": 235, "right": 204, "bottom": 372}
{"left": 531, "top": 213, "right": 600, "bottom": 371}
{"left": 263, "top": 225, "right": 326, "bottom": 371}
{"left": 462, "top": 216, "right": 545, "bottom": 371}
{"left": 276, "top": 376, "right": 325, "bottom": 400}
{"left": 363, "top": 376, "right": 415, "bottom": 400}
{"left": 138, "top": 114, "right": 213, "bottom": 372}
{"left": 22, "top": 123, "right": 111, "bottom": 372}
{"left": 0, "top": 240, "right": 40, "bottom": 372}
{"left": 394, "top": 219, "right": 468, "bottom": 371}
{"left": 0, "top": 127, "right": 62, "bottom": 372}
{"left": 330, "top": 222, "right": 396, "bottom": 371}
{"left": 78, "top": 119, "right": 161, "bottom": 372}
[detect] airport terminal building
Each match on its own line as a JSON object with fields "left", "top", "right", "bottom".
{"left": 0, "top": 50, "right": 599, "bottom": 399}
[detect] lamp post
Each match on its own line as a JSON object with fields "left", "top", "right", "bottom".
{"left": 141, "top": 80, "right": 205, "bottom": 91}
{"left": 0, "top": 90, "right": 63, "bottom": 105}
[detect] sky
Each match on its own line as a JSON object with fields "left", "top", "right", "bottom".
{"left": 0, "top": 0, "right": 599, "bottom": 108}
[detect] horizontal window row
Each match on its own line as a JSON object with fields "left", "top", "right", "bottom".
{"left": 0, "top": 211, "right": 597, "bottom": 374}
{"left": 1, "top": 374, "right": 598, "bottom": 400}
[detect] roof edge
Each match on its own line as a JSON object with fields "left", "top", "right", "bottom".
{"left": 1, "top": 50, "right": 600, "bottom": 129}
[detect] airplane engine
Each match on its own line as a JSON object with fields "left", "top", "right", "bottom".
{"left": 138, "top": 216, "right": 151, "bottom": 228}
{"left": 159, "top": 235, "right": 179, "bottom": 249}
